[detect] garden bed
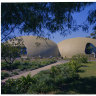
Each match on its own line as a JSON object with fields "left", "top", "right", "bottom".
{"left": 1, "top": 58, "right": 57, "bottom": 80}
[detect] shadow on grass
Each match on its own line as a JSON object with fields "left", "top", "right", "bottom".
{"left": 78, "top": 69, "right": 85, "bottom": 73}
{"left": 81, "top": 65, "right": 88, "bottom": 67}
{"left": 56, "top": 76, "right": 96, "bottom": 94}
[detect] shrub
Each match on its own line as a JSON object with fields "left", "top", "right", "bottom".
{"left": 18, "top": 65, "right": 26, "bottom": 71}
{"left": 15, "top": 74, "right": 33, "bottom": 93}
{"left": 23, "top": 60, "right": 30, "bottom": 65}
{"left": 11, "top": 61, "right": 21, "bottom": 70}
{"left": 1, "top": 58, "right": 57, "bottom": 72}
{"left": 1, "top": 72, "right": 10, "bottom": 80}
{"left": 14, "top": 61, "right": 21, "bottom": 66}
{"left": 27, "top": 71, "right": 55, "bottom": 94}
{"left": 68, "top": 60, "right": 81, "bottom": 72}
{"left": 2, "top": 59, "right": 79, "bottom": 94}
{"left": 71, "top": 54, "right": 88, "bottom": 63}
{"left": 26, "top": 58, "right": 30, "bottom": 61}
{"left": 1, "top": 61, "right": 21, "bottom": 70}
{"left": 12, "top": 72, "right": 19, "bottom": 75}
{"left": 1, "top": 62, "right": 8, "bottom": 70}
{"left": 1, "top": 74, "right": 33, "bottom": 94}
{"left": 68, "top": 54, "right": 88, "bottom": 73}
{"left": 1, "top": 79, "right": 19, "bottom": 94}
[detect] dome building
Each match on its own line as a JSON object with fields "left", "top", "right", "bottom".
{"left": 6, "top": 36, "right": 60, "bottom": 58}
{"left": 57, "top": 37, "right": 96, "bottom": 58}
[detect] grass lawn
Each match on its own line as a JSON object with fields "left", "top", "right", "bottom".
{"left": 79, "top": 61, "right": 96, "bottom": 78}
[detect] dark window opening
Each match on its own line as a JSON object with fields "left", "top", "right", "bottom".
{"left": 85, "top": 43, "right": 96, "bottom": 54}
{"left": 21, "top": 47, "right": 27, "bottom": 55}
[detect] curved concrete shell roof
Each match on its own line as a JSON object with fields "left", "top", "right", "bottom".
{"left": 57, "top": 37, "right": 96, "bottom": 58}
{"left": 7, "top": 36, "right": 60, "bottom": 58}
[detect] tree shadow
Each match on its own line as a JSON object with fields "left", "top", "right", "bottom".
{"left": 81, "top": 65, "right": 88, "bottom": 67}
{"left": 56, "top": 76, "right": 96, "bottom": 94}
{"left": 78, "top": 69, "right": 85, "bottom": 73}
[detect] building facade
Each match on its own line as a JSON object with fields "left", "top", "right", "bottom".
{"left": 57, "top": 37, "right": 96, "bottom": 58}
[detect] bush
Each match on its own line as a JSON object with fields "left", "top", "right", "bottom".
{"left": 18, "top": 65, "right": 26, "bottom": 71}
{"left": 14, "top": 61, "right": 21, "bottom": 66}
{"left": 1, "top": 72, "right": 10, "bottom": 80}
{"left": 2, "top": 58, "right": 81, "bottom": 94}
{"left": 71, "top": 54, "right": 88, "bottom": 63}
{"left": 1, "top": 74, "right": 33, "bottom": 94}
{"left": 68, "top": 54, "right": 88, "bottom": 72}
{"left": 11, "top": 61, "right": 21, "bottom": 70}
{"left": 1, "top": 58, "right": 57, "bottom": 72}
{"left": 23, "top": 60, "right": 30, "bottom": 65}
{"left": 2, "top": 61, "right": 78, "bottom": 94}
{"left": 1, "top": 61, "right": 21, "bottom": 70}
{"left": 12, "top": 72, "right": 19, "bottom": 75}
{"left": 27, "top": 71, "right": 55, "bottom": 94}
{"left": 1, "top": 62, "right": 8, "bottom": 70}
{"left": 1, "top": 79, "right": 19, "bottom": 94}
{"left": 68, "top": 60, "right": 81, "bottom": 72}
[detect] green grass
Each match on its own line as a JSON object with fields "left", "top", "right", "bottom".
{"left": 79, "top": 61, "right": 96, "bottom": 78}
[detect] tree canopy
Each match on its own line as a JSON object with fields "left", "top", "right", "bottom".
{"left": 1, "top": 37, "right": 25, "bottom": 65}
{"left": 1, "top": 43, "right": 21, "bottom": 65}
{"left": 87, "top": 10, "right": 96, "bottom": 39}
{"left": 2, "top": 2, "right": 96, "bottom": 41}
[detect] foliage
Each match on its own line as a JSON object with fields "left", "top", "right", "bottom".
{"left": 1, "top": 58, "right": 57, "bottom": 72}
{"left": 69, "top": 54, "right": 88, "bottom": 72}
{"left": 17, "top": 58, "right": 56, "bottom": 71}
{"left": 1, "top": 62, "right": 9, "bottom": 70}
{"left": 1, "top": 43, "right": 21, "bottom": 67}
{"left": 1, "top": 3, "right": 90, "bottom": 41}
{"left": 1, "top": 61, "right": 21, "bottom": 70}
{"left": 1, "top": 79, "right": 18, "bottom": 94}
{"left": 2, "top": 58, "right": 96, "bottom": 94}
{"left": 12, "top": 72, "right": 19, "bottom": 75}
{"left": 1, "top": 61, "right": 79, "bottom": 94}
{"left": 1, "top": 55, "right": 89, "bottom": 94}
{"left": 1, "top": 72, "right": 10, "bottom": 80}
{"left": 71, "top": 54, "right": 88, "bottom": 63}
{"left": 68, "top": 60, "right": 81, "bottom": 72}
{"left": 88, "top": 32, "right": 96, "bottom": 39}
{"left": 87, "top": 10, "right": 96, "bottom": 39}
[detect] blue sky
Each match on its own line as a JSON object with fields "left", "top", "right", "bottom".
{"left": 50, "top": 3, "right": 96, "bottom": 43}
{"left": 4, "top": 3, "right": 96, "bottom": 43}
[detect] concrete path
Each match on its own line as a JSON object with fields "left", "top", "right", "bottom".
{"left": 1, "top": 60, "right": 69, "bottom": 83}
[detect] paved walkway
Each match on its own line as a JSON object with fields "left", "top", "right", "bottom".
{"left": 1, "top": 60, "right": 69, "bottom": 83}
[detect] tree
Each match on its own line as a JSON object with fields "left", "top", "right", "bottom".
{"left": 87, "top": 9, "right": 96, "bottom": 39}
{"left": 1, "top": 43, "right": 21, "bottom": 64}
{"left": 88, "top": 32, "right": 96, "bottom": 39}
{"left": 1, "top": 2, "right": 90, "bottom": 41}
{"left": 1, "top": 37, "right": 25, "bottom": 69}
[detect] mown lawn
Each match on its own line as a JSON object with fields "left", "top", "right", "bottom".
{"left": 79, "top": 61, "right": 96, "bottom": 78}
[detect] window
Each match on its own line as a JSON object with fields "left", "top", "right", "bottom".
{"left": 85, "top": 43, "right": 96, "bottom": 54}
{"left": 21, "top": 47, "right": 27, "bottom": 55}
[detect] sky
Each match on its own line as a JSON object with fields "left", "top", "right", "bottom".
{"left": 2, "top": 3, "right": 96, "bottom": 43}
{"left": 50, "top": 3, "right": 96, "bottom": 43}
